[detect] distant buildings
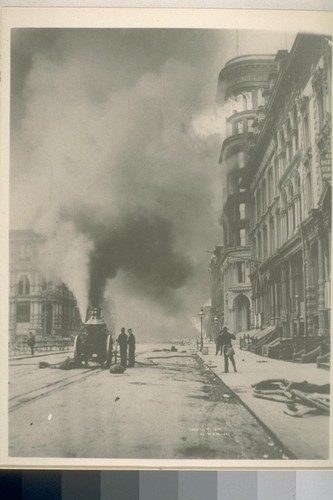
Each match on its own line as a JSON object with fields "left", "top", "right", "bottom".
{"left": 9, "top": 230, "right": 82, "bottom": 342}
{"left": 210, "top": 33, "right": 331, "bottom": 364}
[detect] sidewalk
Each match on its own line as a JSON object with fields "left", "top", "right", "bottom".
{"left": 197, "top": 343, "right": 330, "bottom": 460}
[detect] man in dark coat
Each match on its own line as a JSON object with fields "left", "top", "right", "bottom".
{"left": 27, "top": 332, "right": 36, "bottom": 355}
{"left": 220, "top": 326, "right": 237, "bottom": 373}
{"left": 127, "top": 328, "right": 136, "bottom": 367}
{"left": 117, "top": 327, "right": 128, "bottom": 368}
{"left": 215, "top": 331, "right": 223, "bottom": 355}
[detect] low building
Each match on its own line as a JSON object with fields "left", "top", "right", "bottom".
{"left": 9, "top": 230, "right": 82, "bottom": 342}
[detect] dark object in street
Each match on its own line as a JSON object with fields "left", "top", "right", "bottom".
{"left": 127, "top": 328, "right": 136, "bottom": 367}
{"left": 39, "top": 361, "right": 50, "bottom": 368}
{"left": 117, "top": 327, "right": 128, "bottom": 368}
{"left": 115, "top": 397, "right": 120, "bottom": 402}
{"left": 58, "top": 357, "right": 80, "bottom": 370}
{"left": 110, "top": 364, "right": 126, "bottom": 374}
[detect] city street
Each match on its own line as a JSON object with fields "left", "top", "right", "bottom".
{"left": 9, "top": 344, "right": 287, "bottom": 460}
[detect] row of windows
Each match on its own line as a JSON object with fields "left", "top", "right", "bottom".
{"left": 254, "top": 76, "right": 329, "bottom": 223}
{"left": 222, "top": 261, "right": 247, "bottom": 287}
{"left": 15, "top": 276, "right": 54, "bottom": 295}
{"left": 253, "top": 171, "right": 314, "bottom": 252}
{"left": 227, "top": 88, "right": 266, "bottom": 114}
{"left": 228, "top": 117, "right": 254, "bottom": 137}
{"left": 10, "top": 243, "right": 33, "bottom": 262}
{"left": 15, "top": 302, "right": 79, "bottom": 323}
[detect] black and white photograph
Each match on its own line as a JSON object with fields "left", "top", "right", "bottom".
{"left": 1, "top": 7, "right": 332, "bottom": 467}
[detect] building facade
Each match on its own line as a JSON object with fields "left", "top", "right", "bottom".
{"left": 245, "top": 34, "right": 331, "bottom": 347}
{"left": 210, "top": 34, "right": 331, "bottom": 362}
{"left": 211, "top": 54, "right": 278, "bottom": 334}
{"left": 9, "top": 230, "right": 82, "bottom": 342}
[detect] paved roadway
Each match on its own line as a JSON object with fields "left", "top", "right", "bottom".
{"left": 8, "top": 344, "right": 289, "bottom": 460}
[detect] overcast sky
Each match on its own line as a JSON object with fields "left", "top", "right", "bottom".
{"left": 10, "top": 28, "right": 295, "bottom": 338}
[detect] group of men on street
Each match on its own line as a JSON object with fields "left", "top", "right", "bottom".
{"left": 116, "top": 327, "right": 136, "bottom": 368}
{"left": 215, "top": 326, "right": 237, "bottom": 373}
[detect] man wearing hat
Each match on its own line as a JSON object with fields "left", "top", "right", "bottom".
{"left": 127, "top": 328, "right": 136, "bottom": 367}
{"left": 220, "top": 326, "right": 237, "bottom": 373}
{"left": 117, "top": 327, "right": 128, "bottom": 368}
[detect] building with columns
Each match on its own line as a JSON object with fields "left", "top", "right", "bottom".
{"left": 9, "top": 230, "right": 82, "bottom": 342}
{"left": 211, "top": 53, "right": 278, "bottom": 335}
{"left": 244, "top": 33, "right": 331, "bottom": 350}
{"left": 210, "top": 33, "right": 331, "bottom": 364}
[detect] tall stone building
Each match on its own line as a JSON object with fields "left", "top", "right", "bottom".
{"left": 244, "top": 33, "right": 331, "bottom": 360}
{"left": 210, "top": 33, "right": 331, "bottom": 363}
{"left": 9, "top": 230, "right": 82, "bottom": 342}
{"left": 211, "top": 54, "right": 278, "bottom": 334}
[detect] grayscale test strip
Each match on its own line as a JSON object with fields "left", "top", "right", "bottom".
{"left": 217, "top": 471, "right": 257, "bottom": 500}
{"left": 62, "top": 470, "right": 101, "bottom": 500}
{"left": 139, "top": 471, "right": 179, "bottom": 500}
{"left": 257, "top": 471, "right": 296, "bottom": 500}
{"left": 101, "top": 470, "right": 140, "bottom": 500}
{"left": 22, "top": 470, "right": 62, "bottom": 500}
{"left": 178, "top": 471, "right": 217, "bottom": 500}
{"left": 296, "top": 471, "right": 333, "bottom": 500}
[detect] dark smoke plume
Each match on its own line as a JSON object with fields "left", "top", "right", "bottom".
{"left": 62, "top": 208, "right": 193, "bottom": 307}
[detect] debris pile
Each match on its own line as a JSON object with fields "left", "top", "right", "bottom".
{"left": 252, "top": 379, "right": 330, "bottom": 417}
{"left": 110, "top": 364, "right": 126, "bottom": 374}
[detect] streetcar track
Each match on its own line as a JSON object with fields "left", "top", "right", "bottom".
{"left": 9, "top": 368, "right": 103, "bottom": 412}
{"left": 9, "top": 348, "right": 152, "bottom": 413}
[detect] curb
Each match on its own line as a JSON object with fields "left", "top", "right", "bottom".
{"left": 197, "top": 353, "right": 297, "bottom": 460}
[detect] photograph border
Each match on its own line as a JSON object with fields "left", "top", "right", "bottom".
{"left": 1, "top": 5, "right": 332, "bottom": 469}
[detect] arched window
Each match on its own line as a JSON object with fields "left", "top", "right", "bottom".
{"left": 256, "top": 188, "right": 261, "bottom": 221}
{"left": 287, "top": 182, "right": 295, "bottom": 233}
{"left": 280, "top": 129, "right": 287, "bottom": 171}
{"left": 306, "top": 172, "right": 313, "bottom": 212}
{"left": 263, "top": 224, "right": 268, "bottom": 257}
{"left": 253, "top": 236, "right": 257, "bottom": 262}
{"left": 276, "top": 208, "right": 281, "bottom": 248}
{"left": 286, "top": 117, "right": 292, "bottom": 162}
{"left": 270, "top": 217, "right": 275, "bottom": 254}
{"left": 274, "top": 157, "right": 279, "bottom": 191}
{"left": 262, "top": 179, "right": 267, "bottom": 212}
{"left": 18, "top": 275, "right": 30, "bottom": 295}
{"left": 293, "top": 106, "right": 299, "bottom": 151}
{"left": 302, "top": 108, "right": 311, "bottom": 150}
{"left": 243, "top": 91, "right": 253, "bottom": 111}
{"left": 294, "top": 171, "right": 302, "bottom": 224}
{"left": 257, "top": 232, "right": 262, "bottom": 262}
{"left": 281, "top": 190, "right": 288, "bottom": 239}
{"left": 268, "top": 168, "right": 273, "bottom": 203}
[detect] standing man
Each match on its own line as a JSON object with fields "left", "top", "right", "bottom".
{"left": 220, "top": 326, "right": 237, "bottom": 373}
{"left": 27, "top": 331, "right": 36, "bottom": 355}
{"left": 117, "top": 327, "right": 128, "bottom": 368}
{"left": 127, "top": 328, "right": 136, "bottom": 368}
{"left": 215, "top": 331, "right": 223, "bottom": 355}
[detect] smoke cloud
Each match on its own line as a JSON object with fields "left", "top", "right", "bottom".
{"left": 10, "top": 29, "right": 228, "bottom": 336}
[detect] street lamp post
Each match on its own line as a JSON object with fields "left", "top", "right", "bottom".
{"left": 199, "top": 307, "right": 205, "bottom": 352}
